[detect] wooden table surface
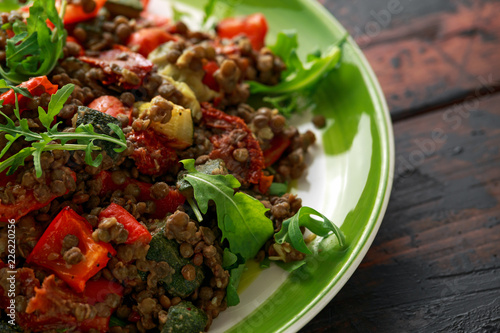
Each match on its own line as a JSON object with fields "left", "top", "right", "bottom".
{"left": 300, "top": 0, "right": 500, "bottom": 332}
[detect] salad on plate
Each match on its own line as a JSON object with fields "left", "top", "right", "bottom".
{"left": 0, "top": 0, "right": 347, "bottom": 332}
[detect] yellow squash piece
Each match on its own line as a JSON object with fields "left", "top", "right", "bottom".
{"left": 137, "top": 100, "right": 193, "bottom": 149}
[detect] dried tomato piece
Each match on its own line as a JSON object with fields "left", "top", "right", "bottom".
{"left": 21, "top": 275, "right": 115, "bottom": 332}
{"left": 127, "top": 129, "right": 179, "bottom": 176}
{"left": 79, "top": 49, "right": 153, "bottom": 89}
{"left": 201, "top": 102, "right": 265, "bottom": 185}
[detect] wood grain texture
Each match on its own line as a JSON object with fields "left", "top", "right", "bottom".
{"left": 300, "top": 88, "right": 500, "bottom": 333}
{"left": 299, "top": 1, "right": 500, "bottom": 331}
{"left": 321, "top": 0, "right": 500, "bottom": 119}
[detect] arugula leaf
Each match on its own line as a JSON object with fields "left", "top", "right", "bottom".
{"left": 268, "top": 181, "right": 289, "bottom": 197}
{"left": 0, "top": 0, "right": 67, "bottom": 84}
{"left": 248, "top": 31, "right": 347, "bottom": 116}
{"left": 0, "top": 83, "right": 127, "bottom": 177}
{"left": 0, "top": 0, "right": 24, "bottom": 12}
{"left": 248, "top": 33, "right": 342, "bottom": 94}
{"left": 274, "top": 207, "right": 345, "bottom": 255}
{"left": 222, "top": 248, "right": 238, "bottom": 269}
{"left": 180, "top": 159, "right": 274, "bottom": 261}
{"left": 226, "top": 263, "right": 245, "bottom": 306}
{"left": 203, "top": 0, "right": 217, "bottom": 25}
{"left": 39, "top": 84, "right": 73, "bottom": 130}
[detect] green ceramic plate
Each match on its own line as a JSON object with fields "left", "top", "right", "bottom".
{"left": 150, "top": 0, "right": 395, "bottom": 332}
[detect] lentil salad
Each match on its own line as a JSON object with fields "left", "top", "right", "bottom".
{"left": 0, "top": 0, "right": 346, "bottom": 332}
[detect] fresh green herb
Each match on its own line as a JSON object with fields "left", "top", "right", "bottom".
{"left": 180, "top": 159, "right": 273, "bottom": 261}
{"left": 268, "top": 181, "right": 289, "bottom": 197}
{"left": 226, "top": 263, "right": 245, "bottom": 306}
{"left": 203, "top": 0, "right": 217, "bottom": 25}
{"left": 0, "top": 83, "right": 127, "bottom": 177}
{"left": 0, "top": 0, "right": 25, "bottom": 12}
{"left": 0, "top": 0, "right": 67, "bottom": 84}
{"left": 248, "top": 31, "right": 347, "bottom": 116}
{"left": 109, "top": 316, "right": 127, "bottom": 328}
{"left": 222, "top": 248, "right": 238, "bottom": 269}
{"left": 275, "top": 206, "right": 345, "bottom": 255}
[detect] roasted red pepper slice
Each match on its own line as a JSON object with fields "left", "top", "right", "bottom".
{"left": 96, "top": 171, "right": 185, "bottom": 219}
{"left": 59, "top": 0, "right": 107, "bottom": 25}
{"left": 127, "top": 27, "right": 176, "bottom": 57}
{"left": 88, "top": 95, "right": 132, "bottom": 125}
{"left": 26, "top": 207, "right": 115, "bottom": 293}
{"left": 99, "top": 203, "right": 152, "bottom": 244}
{"left": 127, "top": 129, "right": 179, "bottom": 176}
{"left": 0, "top": 76, "right": 58, "bottom": 113}
{"left": 83, "top": 278, "right": 124, "bottom": 305}
{"left": 0, "top": 168, "right": 76, "bottom": 223}
{"left": 216, "top": 13, "right": 268, "bottom": 50}
{"left": 22, "top": 275, "right": 112, "bottom": 332}
{"left": 263, "top": 134, "right": 291, "bottom": 167}
{"left": 79, "top": 49, "right": 153, "bottom": 89}
{"left": 201, "top": 103, "right": 266, "bottom": 185}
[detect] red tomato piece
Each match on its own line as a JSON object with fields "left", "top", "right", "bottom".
{"left": 127, "top": 27, "right": 176, "bottom": 57}
{"left": 202, "top": 61, "right": 220, "bottom": 91}
{"left": 99, "top": 203, "right": 152, "bottom": 244}
{"left": 88, "top": 95, "right": 132, "bottom": 125}
{"left": 217, "top": 13, "right": 268, "bottom": 50}
{"left": 0, "top": 76, "right": 58, "bottom": 113}
{"left": 22, "top": 275, "right": 111, "bottom": 332}
{"left": 26, "top": 207, "right": 116, "bottom": 293}
{"left": 96, "top": 171, "right": 185, "bottom": 219}
{"left": 201, "top": 103, "right": 266, "bottom": 185}
{"left": 60, "top": 0, "right": 107, "bottom": 25}
{"left": 263, "top": 134, "right": 291, "bottom": 167}
{"left": 79, "top": 49, "right": 153, "bottom": 89}
{"left": 0, "top": 168, "right": 76, "bottom": 223}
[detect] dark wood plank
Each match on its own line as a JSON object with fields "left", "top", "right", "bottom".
{"left": 300, "top": 90, "right": 500, "bottom": 332}
{"left": 321, "top": 0, "right": 500, "bottom": 118}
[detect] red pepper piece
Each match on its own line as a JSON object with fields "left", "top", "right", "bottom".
{"left": 263, "top": 134, "right": 291, "bottom": 167}
{"left": 258, "top": 174, "right": 274, "bottom": 194}
{"left": 0, "top": 76, "right": 58, "bottom": 113}
{"left": 22, "top": 275, "right": 111, "bottom": 332}
{"left": 0, "top": 168, "right": 76, "bottom": 223}
{"left": 201, "top": 103, "right": 266, "bottom": 185}
{"left": 127, "top": 129, "right": 179, "bottom": 176}
{"left": 99, "top": 203, "right": 152, "bottom": 244}
{"left": 26, "top": 207, "right": 116, "bottom": 293}
{"left": 88, "top": 95, "right": 132, "bottom": 125}
{"left": 83, "top": 278, "right": 124, "bottom": 305}
{"left": 216, "top": 13, "right": 268, "bottom": 50}
{"left": 96, "top": 171, "right": 185, "bottom": 219}
{"left": 59, "top": 0, "right": 107, "bottom": 25}
{"left": 79, "top": 49, "right": 153, "bottom": 89}
{"left": 127, "top": 27, "right": 176, "bottom": 57}
{"left": 202, "top": 61, "right": 220, "bottom": 91}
